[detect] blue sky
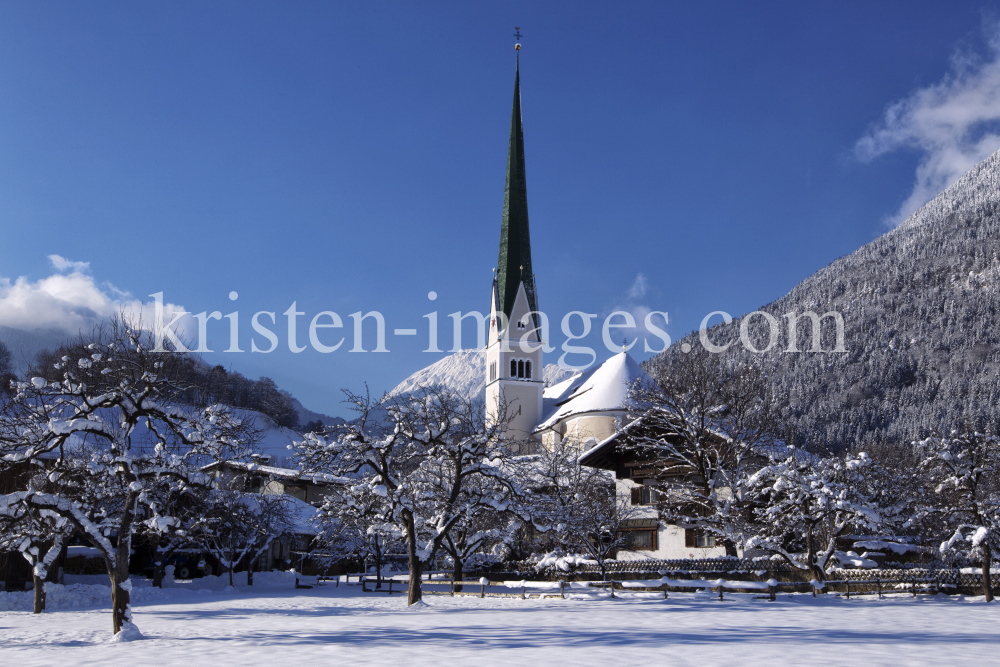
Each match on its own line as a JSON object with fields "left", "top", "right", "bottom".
{"left": 2, "top": 1, "right": 1000, "bottom": 417}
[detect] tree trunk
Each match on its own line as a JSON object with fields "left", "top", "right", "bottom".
{"left": 983, "top": 548, "right": 994, "bottom": 603}
{"left": 806, "top": 532, "right": 826, "bottom": 593}
{"left": 404, "top": 512, "right": 422, "bottom": 605}
{"left": 109, "top": 499, "right": 135, "bottom": 635}
{"left": 453, "top": 558, "right": 464, "bottom": 593}
{"left": 228, "top": 564, "right": 234, "bottom": 587}
{"left": 248, "top": 567, "right": 254, "bottom": 586}
{"left": 33, "top": 572, "right": 46, "bottom": 614}
{"left": 374, "top": 541, "right": 383, "bottom": 590}
{"left": 109, "top": 569, "right": 132, "bottom": 634}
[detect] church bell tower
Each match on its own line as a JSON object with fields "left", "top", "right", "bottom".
{"left": 485, "top": 50, "right": 544, "bottom": 445}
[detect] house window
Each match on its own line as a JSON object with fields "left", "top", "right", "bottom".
{"left": 511, "top": 359, "right": 517, "bottom": 377}
{"left": 517, "top": 360, "right": 524, "bottom": 378}
{"left": 525, "top": 360, "right": 532, "bottom": 379}
{"left": 621, "top": 529, "right": 657, "bottom": 550}
{"left": 684, "top": 529, "right": 716, "bottom": 548}
{"left": 629, "top": 486, "right": 659, "bottom": 506}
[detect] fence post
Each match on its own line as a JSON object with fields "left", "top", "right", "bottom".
{"left": 877, "top": 578, "right": 882, "bottom": 599}
{"left": 481, "top": 581, "right": 486, "bottom": 598}
{"left": 522, "top": 584, "right": 526, "bottom": 600}
{"left": 769, "top": 584, "right": 775, "bottom": 602}
{"left": 663, "top": 585, "right": 669, "bottom": 600}
{"left": 912, "top": 577, "right": 917, "bottom": 598}
{"left": 560, "top": 580, "right": 566, "bottom": 599}
{"left": 845, "top": 580, "right": 850, "bottom": 599}
{"left": 610, "top": 581, "right": 615, "bottom": 599}
{"left": 388, "top": 579, "right": 393, "bottom": 595}
{"left": 451, "top": 579, "right": 455, "bottom": 597}
{"left": 362, "top": 578, "right": 369, "bottom": 593}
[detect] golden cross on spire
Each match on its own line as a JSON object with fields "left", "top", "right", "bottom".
{"left": 514, "top": 26, "right": 522, "bottom": 51}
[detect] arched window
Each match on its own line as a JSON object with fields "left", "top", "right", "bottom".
{"left": 517, "top": 360, "right": 524, "bottom": 378}
{"left": 525, "top": 360, "right": 532, "bottom": 379}
{"left": 510, "top": 359, "right": 517, "bottom": 378}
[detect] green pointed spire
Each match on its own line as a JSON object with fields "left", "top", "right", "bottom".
{"left": 496, "top": 57, "right": 538, "bottom": 323}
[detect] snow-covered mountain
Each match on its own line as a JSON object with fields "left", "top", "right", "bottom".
{"left": 655, "top": 147, "right": 1000, "bottom": 453}
{"left": 389, "top": 348, "right": 574, "bottom": 402}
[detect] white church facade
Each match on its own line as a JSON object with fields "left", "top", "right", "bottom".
{"left": 483, "top": 57, "right": 728, "bottom": 561}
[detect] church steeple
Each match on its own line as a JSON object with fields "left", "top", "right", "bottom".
{"left": 485, "top": 43, "right": 544, "bottom": 446}
{"left": 496, "top": 57, "right": 538, "bottom": 324}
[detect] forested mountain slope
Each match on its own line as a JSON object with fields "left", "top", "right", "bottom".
{"left": 651, "top": 147, "right": 1000, "bottom": 453}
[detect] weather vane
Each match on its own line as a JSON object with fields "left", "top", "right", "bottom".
{"left": 514, "top": 26, "right": 522, "bottom": 51}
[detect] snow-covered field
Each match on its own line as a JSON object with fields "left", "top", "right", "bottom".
{"left": 2, "top": 576, "right": 998, "bottom": 666}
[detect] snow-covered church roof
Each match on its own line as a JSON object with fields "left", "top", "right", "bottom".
{"left": 535, "top": 351, "right": 650, "bottom": 432}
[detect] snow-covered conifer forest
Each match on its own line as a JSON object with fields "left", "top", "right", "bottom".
{"left": 659, "top": 149, "right": 1000, "bottom": 455}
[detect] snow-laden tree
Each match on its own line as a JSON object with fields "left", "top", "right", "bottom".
{"left": 0, "top": 485, "right": 74, "bottom": 613}
{"left": 313, "top": 482, "right": 404, "bottom": 589}
{"left": 190, "top": 488, "right": 298, "bottom": 586}
{"left": 561, "top": 475, "right": 637, "bottom": 582}
{"left": 0, "top": 317, "right": 255, "bottom": 635}
{"left": 437, "top": 477, "right": 511, "bottom": 591}
{"left": 627, "top": 348, "right": 777, "bottom": 555}
{"left": 514, "top": 437, "right": 635, "bottom": 578}
{"left": 293, "top": 386, "right": 523, "bottom": 605}
{"left": 742, "top": 451, "right": 883, "bottom": 591}
{"left": 914, "top": 430, "right": 1000, "bottom": 602}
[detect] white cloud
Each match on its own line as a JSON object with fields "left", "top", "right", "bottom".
{"left": 608, "top": 273, "right": 659, "bottom": 349}
{"left": 856, "top": 22, "right": 1000, "bottom": 227}
{"left": 0, "top": 260, "right": 193, "bottom": 338}
{"left": 47, "top": 254, "right": 91, "bottom": 274}
{"left": 626, "top": 273, "right": 648, "bottom": 301}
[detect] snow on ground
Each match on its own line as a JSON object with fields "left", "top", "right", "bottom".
{"left": 2, "top": 577, "right": 999, "bottom": 666}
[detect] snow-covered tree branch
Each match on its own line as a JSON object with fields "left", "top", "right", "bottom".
{"left": 742, "top": 450, "right": 883, "bottom": 590}
{"left": 0, "top": 315, "right": 258, "bottom": 635}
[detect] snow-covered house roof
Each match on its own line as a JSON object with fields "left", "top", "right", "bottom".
{"left": 534, "top": 351, "right": 650, "bottom": 433}
{"left": 578, "top": 406, "right": 801, "bottom": 473}
{"left": 202, "top": 460, "right": 346, "bottom": 486}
